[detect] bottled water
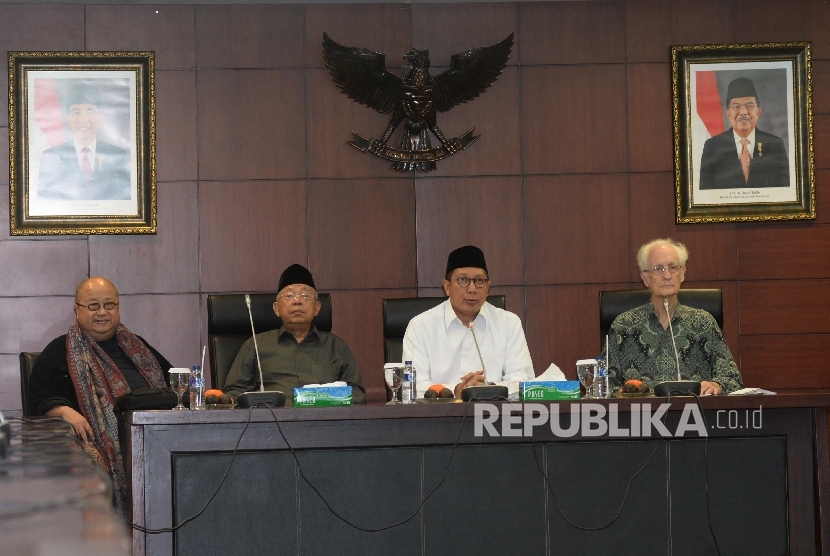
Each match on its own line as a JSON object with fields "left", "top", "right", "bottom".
{"left": 594, "top": 356, "right": 608, "bottom": 398}
{"left": 189, "top": 365, "right": 205, "bottom": 410}
{"left": 402, "top": 360, "right": 416, "bottom": 403}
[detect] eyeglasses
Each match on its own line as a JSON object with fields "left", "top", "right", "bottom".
{"left": 647, "top": 264, "right": 683, "bottom": 276}
{"left": 454, "top": 276, "right": 490, "bottom": 288}
{"left": 728, "top": 102, "right": 757, "bottom": 111}
{"left": 75, "top": 301, "right": 119, "bottom": 312}
{"left": 279, "top": 292, "right": 315, "bottom": 302}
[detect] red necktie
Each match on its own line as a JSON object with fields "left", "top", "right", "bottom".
{"left": 739, "top": 139, "right": 750, "bottom": 183}
{"left": 80, "top": 148, "right": 93, "bottom": 181}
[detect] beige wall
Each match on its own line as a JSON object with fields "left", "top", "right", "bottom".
{"left": 2, "top": 0, "right": 830, "bottom": 409}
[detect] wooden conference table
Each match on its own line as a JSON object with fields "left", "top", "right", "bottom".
{"left": 128, "top": 393, "right": 830, "bottom": 556}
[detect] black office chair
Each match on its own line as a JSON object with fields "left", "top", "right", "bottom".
{"left": 19, "top": 352, "right": 40, "bottom": 417}
{"left": 599, "top": 288, "right": 723, "bottom": 346}
{"left": 206, "top": 293, "right": 332, "bottom": 391}
{"left": 382, "top": 295, "right": 506, "bottom": 364}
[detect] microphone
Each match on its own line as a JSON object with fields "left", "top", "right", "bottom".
{"left": 235, "top": 294, "right": 286, "bottom": 408}
{"left": 461, "top": 322, "right": 508, "bottom": 402}
{"left": 653, "top": 298, "right": 700, "bottom": 398}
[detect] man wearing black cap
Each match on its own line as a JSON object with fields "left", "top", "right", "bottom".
{"left": 402, "top": 246, "right": 534, "bottom": 399}
{"left": 37, "top": 83, "right": 132, "bottom": 201}
{"left": 699, "top": 76, "right": 790, "bottom": 190}
{"left": 223, "top": 264, "right": 366, "bottom": 405}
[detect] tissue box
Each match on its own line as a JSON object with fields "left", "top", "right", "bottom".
{"left": 520, "top": 381, "right": 580, "bottom": 401}
{"left": 293, "top": 386, "right": 353, "bottom": 407}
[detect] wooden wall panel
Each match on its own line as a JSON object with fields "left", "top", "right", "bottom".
{"left": 197, "top": 70, "right": 306, "bottom": 180}
{"left": 625, "top": 0, "right": 730, "bottom": 63}
{"left": 308, "top": 179, "right": 417, "bottom": 290}
{"left": 0, "top": 5, "right": 84, "bottom": 56}
{"left": 518, "top": 2, "right": 625, "bottom": 65}
{"left": 629, "top": 173, "right": 738, "bottom": 283}
{"left": 815, "top": 114, "right": 830, "bottom": 169}
{"left": 739, "top": 335, "right": 830, "bottom": 390}
{"left": 155, "top": 71, "right": 198, "bottom": 182}
{"left": 524, "top": 174, "right": 631, "bottom": 285}
{"left": 737, "top": 225, "right": 830, "bottom": 280}
{"left": 627, "top": 63, "right": 673, "bottom": 173}
{"left": 195, "top": 5, "right": 304, "bottom": 69}
{"left": 730, "top": 0, "right": 808, "bottom": 44}
{"left": 806, "top": 0, "right": 830, "bottom": 60}
{"left": 816, "top": 170, "right": 830, "bottom": 224}
{"left": 0, "top": 240, "right": 87, "bottom": 297}
{"left": 120, "top": 293, "right": 202, "bottom": 370}
{"left": 739, "top": 280, "right": 830, "bottom": 335}
{"left": 521, "top": 65, "right": 629, "bottom": 175}
{"left": 304, "top": 4, "right": 412, "bottom": 68}
{"left": 91, "top": 183, "right": 200, "bottom": 294}
{"left": 199, "top": 181, "right": 308, "bottom": 293}
{"left": 0, "top": 297, "right": 75, "bottom": 354}
{"left": 86, "top": 5, "right": 196, "bottom": 69}
{"left": 415, "top": 176, "right": 523, "bottom": 287}
{"left": 813, "top": 61, "right": 830, "bottom": 115}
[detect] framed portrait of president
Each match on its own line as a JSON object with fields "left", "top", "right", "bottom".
{"left": 672, "top": 43, "right": 814, "bottom": 223}
{"left": 8, "top": 52, "right": 156, "bottom": 234}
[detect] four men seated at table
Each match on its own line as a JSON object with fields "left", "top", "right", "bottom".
{"left": 28, "top": 277, "right": 173, "bottom": 515}
{"left": 223, "top": 264, "right": 366, "bottom": 406}
{"left": 402, "top": 245, "right": 535, "bottom": 399}
{"left": 606, "top": 238, "right": 743, "bottom": 395}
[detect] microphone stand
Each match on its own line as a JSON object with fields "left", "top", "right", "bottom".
{"left": 461, "top": 322, "right": 508, "bottom": 402}
{"left": 653, "top": 297, "right": 700, "bottom": 397}
{"left": 236, "top": 294, "right": 287, "bottom": 408}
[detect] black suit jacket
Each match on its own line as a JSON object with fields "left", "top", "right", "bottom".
{"left": 37, "top": 140, "right": 132, "bottom": 200}
{"left": 698, "top": 128, "right": 790, "bottom": 190}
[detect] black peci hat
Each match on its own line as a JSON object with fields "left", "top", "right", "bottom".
{"left": 278, "top": 264, "right": 316, "bottom": 292}
{"left": 725, "top": 77, "right": 759, "bottom": 105}
{"left": 446, "top": 245, "right": 488, "bottom": 275}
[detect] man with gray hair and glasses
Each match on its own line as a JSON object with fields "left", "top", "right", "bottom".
{"left": 606, "top": 238, "right": 743, "bottom": 395}
{"left": 224, "top": 264, "right": 365, "bottom": 405}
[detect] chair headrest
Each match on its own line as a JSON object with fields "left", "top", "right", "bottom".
{"left": 208, "top": 293, "right": 332, "bottom": 336}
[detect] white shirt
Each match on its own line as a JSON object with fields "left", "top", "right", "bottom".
{"left": 402, "top": 300, "right": 535, "bottom": 397}
{"left": 732, "top": 129, "right": 756, "bottom": 160}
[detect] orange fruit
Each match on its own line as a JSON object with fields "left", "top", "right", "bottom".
{"left": 205, "top": 389, "right": 224, "bottom": 398}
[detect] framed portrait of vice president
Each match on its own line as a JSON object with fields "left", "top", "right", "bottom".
{"left": 672, "top": 43, "right": 814, "bottom": 224}
{"left": 8, "top": 51, "right": 156, "bottom": 235}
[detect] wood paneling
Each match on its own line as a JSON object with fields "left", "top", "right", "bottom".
{"left": 815, "top": 114, "right": 830, "bottom": 170}
{"left": 737, "top": 224, "right": 830, "bottom": 280}
{"left": 524, "top": 174, "right": 631, "bottom": 285}
{"left": 629, "top": 173, "right": 738, "bottom": 283}
{"left": 0, "top": 5, "right": 84, "bottom": 54}
{"left": 304, "top": 4, "right": 412, "bottom": 68}
{"left": 730, "top": 0, "right": 808, "bottom": 44}
{"left": 327, "top": 289, "right": 417, "bottom": 403}
{"left": 119, "top": 293, "right": 201, "bottom": 370}
{"left": 197, "top": 70, "right": 305, "bottom": 180}
{"left": 91, "top": 183, "right": 200, "bottom": 294}
{"left": 627, "top": 63, "right": 673, "bottom": 173}
{"left": 86, "top": 5, "right": 196, "bottom": 69}
{"left": 415, "top": 176, "right": 523, "bottom": 287}
{"left": 518, "top": 2, "right": 624, "bottom": 66}
{"left": 812, "top": 61, "right": 830, "bottom": 115}
{"left": 199, "top": 181, "right": 308, "bottom": 293}
{"left": 739, "top": 280, "right": 830, "bottom": 335}
{"left": 525, "top": 284, "right": 632, "bottom": 380}
{"left": 308, "top": 179, "right": 417, "bottom": 290}
{"left": 155, "top": 71, "right": 198, "bottom": 182}
{"left": 806, "top": 0, "right": 830, "bottom": 60}
{"left": 521, "top": 65, "right": 628, "bottom": 175}
{"left": 625, "top": 0, "right": 730, "bottom": 63}
{"left": 0, "top": 296, "right": 75, "bottom": 354}
{"left": 411, "top": 4, "right": 518, "bottom": 67}
{"left": 196, "top": 5, "right": 303, "bottom": 69}
{"left": 739, "top": 335, "right": 830, "bottom": 390}
{"left": 0, "top": 241, "right": 87, "bottom": 296}
{"left": 816, "top": 169, "right": 830, "bottom": 224}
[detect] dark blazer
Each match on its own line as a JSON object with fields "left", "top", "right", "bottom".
{"left": 698, "top": 128, "right": 790, "bottom": 190}
{"left": 37, "top": 140, "right": 132, "bottom": 200}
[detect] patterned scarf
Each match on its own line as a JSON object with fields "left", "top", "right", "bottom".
{"left": 65, "top": 322, "right": 166, "bottom": 516}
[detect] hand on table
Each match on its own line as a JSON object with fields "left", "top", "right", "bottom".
{"left": 700, "top": 381, "right": 723, "bottom": 396}
{"left": 454, "top": 370, "right": 485, "bottom": 398}
{"left": 47, "top": 405, "right": 94, "bottom": 443}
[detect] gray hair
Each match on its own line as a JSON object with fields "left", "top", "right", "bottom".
{"left": 636, "top": 238, "right": 689, "bottom": 271}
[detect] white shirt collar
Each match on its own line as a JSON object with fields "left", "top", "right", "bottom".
{"left": 732, "top": 129, "right": 757, "bottom": 148}
{"left": 443, "top": 299, "right": 489, "bottom": 331}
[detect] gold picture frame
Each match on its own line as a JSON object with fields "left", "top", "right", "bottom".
{"left": 8, "top": 51, "right": 156, "bottom": 235}
{"left": 672, "top": 42, "right": 814, "bottom": 223}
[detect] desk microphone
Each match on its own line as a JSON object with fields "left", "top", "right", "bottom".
{"left": 235, "top": 294, "right": 286, "bottom": 408}
{"left": 654, "top": 298, "right": 700, "bottom": 397}
{"left": 461, "top": 322, "right": 508, "bottom": 402}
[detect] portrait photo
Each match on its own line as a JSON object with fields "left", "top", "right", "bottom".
{"left": 672, "top": 43, "right": 814, "bottom": 223}
{"left": 9, "top": 52, "right": 156, "bottom": 235}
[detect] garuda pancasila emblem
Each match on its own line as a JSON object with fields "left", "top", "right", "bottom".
{"left": 323, "top": 33, "right": 513, "bottom": 172}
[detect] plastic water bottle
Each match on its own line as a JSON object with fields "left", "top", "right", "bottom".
{"left": 594, "top": 355, "right": 608, "bottom": 398}
{"left": 402, "top": 360, "right": 416, "bottom": 403}
{"left": 189, "top": 365, "right": 205, "bottom": 410}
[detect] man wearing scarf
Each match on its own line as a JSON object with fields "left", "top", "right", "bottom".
{"left": 28, "top": 277, "right": 172, "bottom": 515}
